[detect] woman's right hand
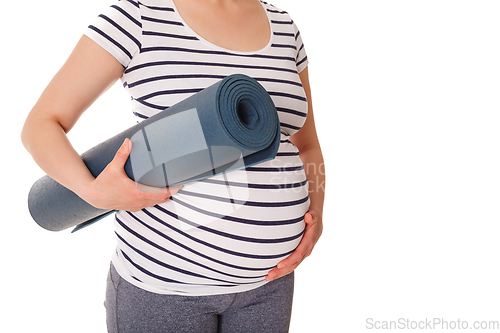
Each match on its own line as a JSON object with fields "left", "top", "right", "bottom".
{"left": 81, "top": 138, "right": 182, "bottom": 212}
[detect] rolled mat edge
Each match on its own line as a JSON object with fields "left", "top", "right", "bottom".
{"left": 28, "top": 74, "right": 280, "bottom": 232}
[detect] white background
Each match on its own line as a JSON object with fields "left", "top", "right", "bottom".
{"left": 2, "top": 0, "right": 500, "bottom": 332}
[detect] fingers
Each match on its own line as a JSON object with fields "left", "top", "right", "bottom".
{"left": 112, "top": 138, "right": 184, "bottom": 208}
{"left": 135, "top": 184, "right": 183, "bottom": 201}
{"left": 283, "top": 234, "right": 314, "bottom": 267}
{"left": 88, "top": 138, "right": 187, "bottom": 211}
{"left": 136, "top": 183, "right": 183, "bottom": 195}
{"left": 130, "top": 184, "right": 184, "bottom": 211}
{"left": 265, "top": 210, "right": 320, "bottom": 281}
{"left": 167, "top": 185, "right": 183, "bottom": 196}
{"left": 265, "top": 236, "right": 312, "bottom": 281}
{"left": 305, "top": 210, "right": 318, "bottom": 225}
{"left": 136, "top": 182, "right": 170, "bottom": 194}
{"left": 132, "top": 184, "right": 181, "bottom": 209}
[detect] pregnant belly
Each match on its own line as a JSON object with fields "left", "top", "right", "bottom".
{"left": 113, "top": 142, "right": 309, "bottom": 295}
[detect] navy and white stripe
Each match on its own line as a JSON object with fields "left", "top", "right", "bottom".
{"left": 85, "top": 0, "right": 310, "bottom": 296}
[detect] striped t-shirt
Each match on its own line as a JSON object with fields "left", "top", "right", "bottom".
{"left": 85, "top": 0, "right": 310, "bottom": 296}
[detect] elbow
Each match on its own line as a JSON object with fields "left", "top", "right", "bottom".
{"left": 21, "top": 112, "right": 66, "bottom": 153}
{"left": 20, "top": 120, "right": 32, "bottom": 152}
{"left": 21, "top": 114, "right": 49, "bottom": 153}
{"left": 296, "top": 140, "right": 323, "bottom": 158}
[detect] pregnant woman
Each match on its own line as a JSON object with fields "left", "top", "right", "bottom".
{"left": 21, "top": 0, "right": 325, "bottom": 332}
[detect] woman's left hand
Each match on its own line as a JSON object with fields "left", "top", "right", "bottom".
{"left": 265, "top": 210, "right": 323, "bottom": 281}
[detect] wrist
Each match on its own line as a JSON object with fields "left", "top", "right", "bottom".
{"left": 72, "top": 175, "right": 96, "bottom": 202}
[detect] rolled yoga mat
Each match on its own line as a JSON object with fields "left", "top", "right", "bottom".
{"left": 28, "top": 74, "right": 280, "bottom": 232}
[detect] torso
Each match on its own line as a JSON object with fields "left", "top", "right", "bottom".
{"left": 87, "top": 0, "right": 310, "bottom": 296}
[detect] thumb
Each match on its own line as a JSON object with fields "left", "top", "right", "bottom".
{"left": 111, "top": 138, "right": 132, "bottom": 168}
{"left": 305, "top": 210, "right": 317, "bottom": 224}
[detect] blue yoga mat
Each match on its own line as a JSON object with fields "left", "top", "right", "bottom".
{"left": 28, "top": 74, "right": 280, "bottom": 232}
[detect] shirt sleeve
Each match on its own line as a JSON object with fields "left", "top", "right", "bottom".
{"left": 84, "top": 0, "right": 142, "bottom": 68}
{"left": 292, "top": 22, "right": 309, "bottom": 73}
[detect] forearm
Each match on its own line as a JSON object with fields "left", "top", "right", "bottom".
{"left": 21, "top": 35, "right": 174, "bottom": 213}
{"left": 21, "top": 117, "right": 95, "bottom": 197}
{"left": 300, "top": 146, "right": 326, "bottom": 216}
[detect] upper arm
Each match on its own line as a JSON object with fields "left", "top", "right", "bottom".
{"left": 290, "top": 67, "right": 321, "bottom": 152}
{"left": 25, "top": 35, "right": 124, "bottom": 134}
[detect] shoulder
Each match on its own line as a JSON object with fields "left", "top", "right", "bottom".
{"left": 260, "top": 1, "right": 293, "bottom": 20}
{"left": 260, "top": 1, "right": 304, "bottom": 35}
{"left": 115, "top": 0, "right": 141, "bottom": 10}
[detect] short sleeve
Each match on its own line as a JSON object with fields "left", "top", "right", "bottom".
{"left": 292, "top": 22, "right": 309, "bottom": 73}
{"left": 84, "top": 0, "right": 142, "bottom": 68}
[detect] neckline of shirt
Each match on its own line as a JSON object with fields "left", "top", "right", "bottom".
{"left": 169, "top": 0, "right": 275, "bottom": 55}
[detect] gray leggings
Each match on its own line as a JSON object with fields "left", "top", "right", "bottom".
{"left": 104, "top": 263, "right": 295, "bottom": 333}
